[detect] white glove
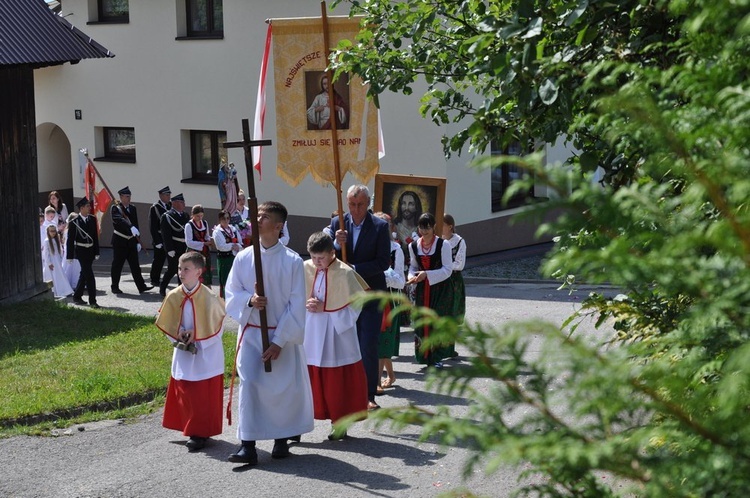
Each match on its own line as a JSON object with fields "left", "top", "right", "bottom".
{"left": 137, "top": 243, "right": 142, "bottom": 252}
{"left": 155, "top": 243, "right": 163, "bottom": 249}
{"left": 130, "top": 226, "right": 140, "bottom": 237}
{"left": 168, "top": 251, "right": 176, "bottom": 258}
{"left": 66, "top": 259, "right": 73, "bottom": 263}
{"left": 95, "top": 255, "right": 100, "bottom": 260}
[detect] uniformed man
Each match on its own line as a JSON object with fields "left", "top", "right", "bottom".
{"left": 148, "top": 185, "right": 172, "bottom": 287}
{"left": 66, "top": 197, "right": 100, "bottom": 308}
{"left": 159, "top": 193, "right": 189, "bottom": 296}
{"left": 110, "top": 186, "right": 152, "bottom": 294}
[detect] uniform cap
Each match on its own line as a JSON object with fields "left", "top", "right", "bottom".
{"left": 118, "top": 186, "right": 132, "bottom": 196}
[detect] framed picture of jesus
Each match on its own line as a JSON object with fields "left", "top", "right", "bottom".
{"left": 374, "top": 173, "right": 447, "bottom": 245}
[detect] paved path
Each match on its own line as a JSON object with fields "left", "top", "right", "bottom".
{"left": 1, "top": 251, "right": 616, "bottom": 498}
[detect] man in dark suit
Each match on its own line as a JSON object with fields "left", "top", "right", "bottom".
{"left": 66, "top": 197, "right": 100, "bottom": 308}
{"left": 331, "top": 184, "right": 391, "bottom": 410}
{"left": 148, "top": 185, "right": 172, "bottom": 287}
{"left": 110, "top": 186, "right": 152, "bottom": 294}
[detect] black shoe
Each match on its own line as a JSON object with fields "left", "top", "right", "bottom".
{"left": 186, "top": 437, "right": 207, "bottom": 451}
{"left": 159, "top": 289, "right": 166, "bottom": 297}
{"left": 139, "top": 285, "right": 154, "bottom": 294}
{"left": 111, "top": 287, "right": 124, "bottom": 294}
{"left": 271, "top": 438, "right": 290, "bottom": 459}
{"left": 150, "top": 281, "right": 160, "bottom": 287}
{"left": 89, "top": 302, "right": 101, "bottom": 309}
{"left": 72, "top": 297, "right": 86, "bottom": 305}
{"left": 288, "top": 435, "right": 301, "bottom": 443}
{"left": 228, "top": 443, "right": 257, "bottom": 465}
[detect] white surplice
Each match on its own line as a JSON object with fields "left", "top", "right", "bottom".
{"left": 303, "top": 264, "right": 362, "bottom": 368}
{"left": 166, "top": 289, "right": 225, "bottom": 382}
{"left": 225, "top": 243, "right": 314, "bottom": 441}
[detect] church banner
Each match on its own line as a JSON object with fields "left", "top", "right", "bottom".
{"left": 271, "top": 16, "right": 380, "bottom": 187}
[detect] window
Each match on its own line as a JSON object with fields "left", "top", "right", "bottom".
{"left": 190, "top": 130, "right": 226, "bottom": 180}
{"left": 186, "top": 0, "right": 223, "bottom": 38}
{"left": 102, "top": 127, "right": 136, "bottom": 162}
{"left": 98, "top": 0, "right": 129, "bottom": 23}
{"left": 490, "top": 139, "right": 534, "bottom": 212}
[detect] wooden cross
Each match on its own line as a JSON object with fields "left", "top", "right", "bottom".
{"left": 224, "top": 118, "right": 273, "bottom": 372}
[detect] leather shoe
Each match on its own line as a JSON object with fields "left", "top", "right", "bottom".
{"left": 228, "top": 443, "right": 257, "bottom": 465}
{"left": 185, "top": 437, "right": 206, "bottom": 451}
{"left": 111, "top": 287, "right": 124, "bottom": 294}
{"left": 72, "top": 297, "right": 86, "bottom": 305}
{"left": 139, "top": 285, "right": 154, "bottom": 294}
{"left": 89, "top": 302, "right": 101, "bottom": 309}
{"left": 271, "top": 438, "right": 290, "bottom": 459}
{"left": 159, "top": 289, "right": 166, "bottom": 297}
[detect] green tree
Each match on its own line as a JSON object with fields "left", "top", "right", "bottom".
{"left": 332, "top": 0, "right": 750, "bottom": 495}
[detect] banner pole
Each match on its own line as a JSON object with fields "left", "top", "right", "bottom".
{"left": 321, "top": 0, "right": 347, "bottom": 263}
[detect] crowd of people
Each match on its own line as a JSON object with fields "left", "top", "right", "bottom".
{"left": 39, "top": 182, "right": 467, "bottom": 465}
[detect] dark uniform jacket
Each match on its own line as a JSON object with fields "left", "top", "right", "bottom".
{"left": 160, "top": 209, "right": 189, "bottom": 255}
{"left": 149, "top": 200, "right": 170, "bottom": 247}
{"left": 66, "top": 214, "right": 100, "bottom": 260}
{"left": 111, "top": 202, "right": 140, "bottom": 248}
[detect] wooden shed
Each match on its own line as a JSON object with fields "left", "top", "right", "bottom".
{"left": 0, "top": 0, "right": 113, "bottom": 305}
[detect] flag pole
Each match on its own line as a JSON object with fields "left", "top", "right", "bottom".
{"left": 321, "top": 0, "right": 347, "bottom": 263}
{"left": 83, "top": 150, "right": 147, "bottom": 255}
{"left": 83, "top": 150, "right": 115, "bottom": 201}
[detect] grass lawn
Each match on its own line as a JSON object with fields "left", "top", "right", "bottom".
{"left": 0, "top": 299, "right": 236, "bottom": 437}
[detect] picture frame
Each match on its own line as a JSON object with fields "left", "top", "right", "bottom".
{"left": 374, "top": 173, "right": 446, "bottom": 244}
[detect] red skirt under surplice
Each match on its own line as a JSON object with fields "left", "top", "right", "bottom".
{"left": 162, "top": 374, "right": 224, "bottom": 437}
{"left": 307, "top": 362, "right": 368, "bottom": 423}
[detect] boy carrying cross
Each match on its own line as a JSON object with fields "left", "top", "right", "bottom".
{"left": 225, "top": 201, "right": 314, "bottom": 465}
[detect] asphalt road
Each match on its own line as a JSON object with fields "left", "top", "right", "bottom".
{"left": 1, "top": 256, "right": 616, "bottom": 498}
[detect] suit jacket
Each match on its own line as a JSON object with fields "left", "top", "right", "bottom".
{"left": 330, "top": 212, "right": 390, "bottom": 291}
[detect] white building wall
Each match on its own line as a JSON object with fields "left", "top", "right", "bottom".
{"left": 34, "top": 0, "right": 564, "bottom": 254}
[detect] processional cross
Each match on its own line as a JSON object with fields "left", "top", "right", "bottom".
{"left": 224, "top": 118, "right": 273, "bottom": 372}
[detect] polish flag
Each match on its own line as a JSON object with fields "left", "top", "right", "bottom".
{"left": 252, "top": 22, "right": 272, "bottom": 180}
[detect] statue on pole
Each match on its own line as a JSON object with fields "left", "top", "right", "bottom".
{"left": 218, "top": 161, "right": 240, "bottom": 217}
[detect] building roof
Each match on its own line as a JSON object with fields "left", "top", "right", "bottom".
{"left": 0, "top": 0, "right": 114, "bottom": 68}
